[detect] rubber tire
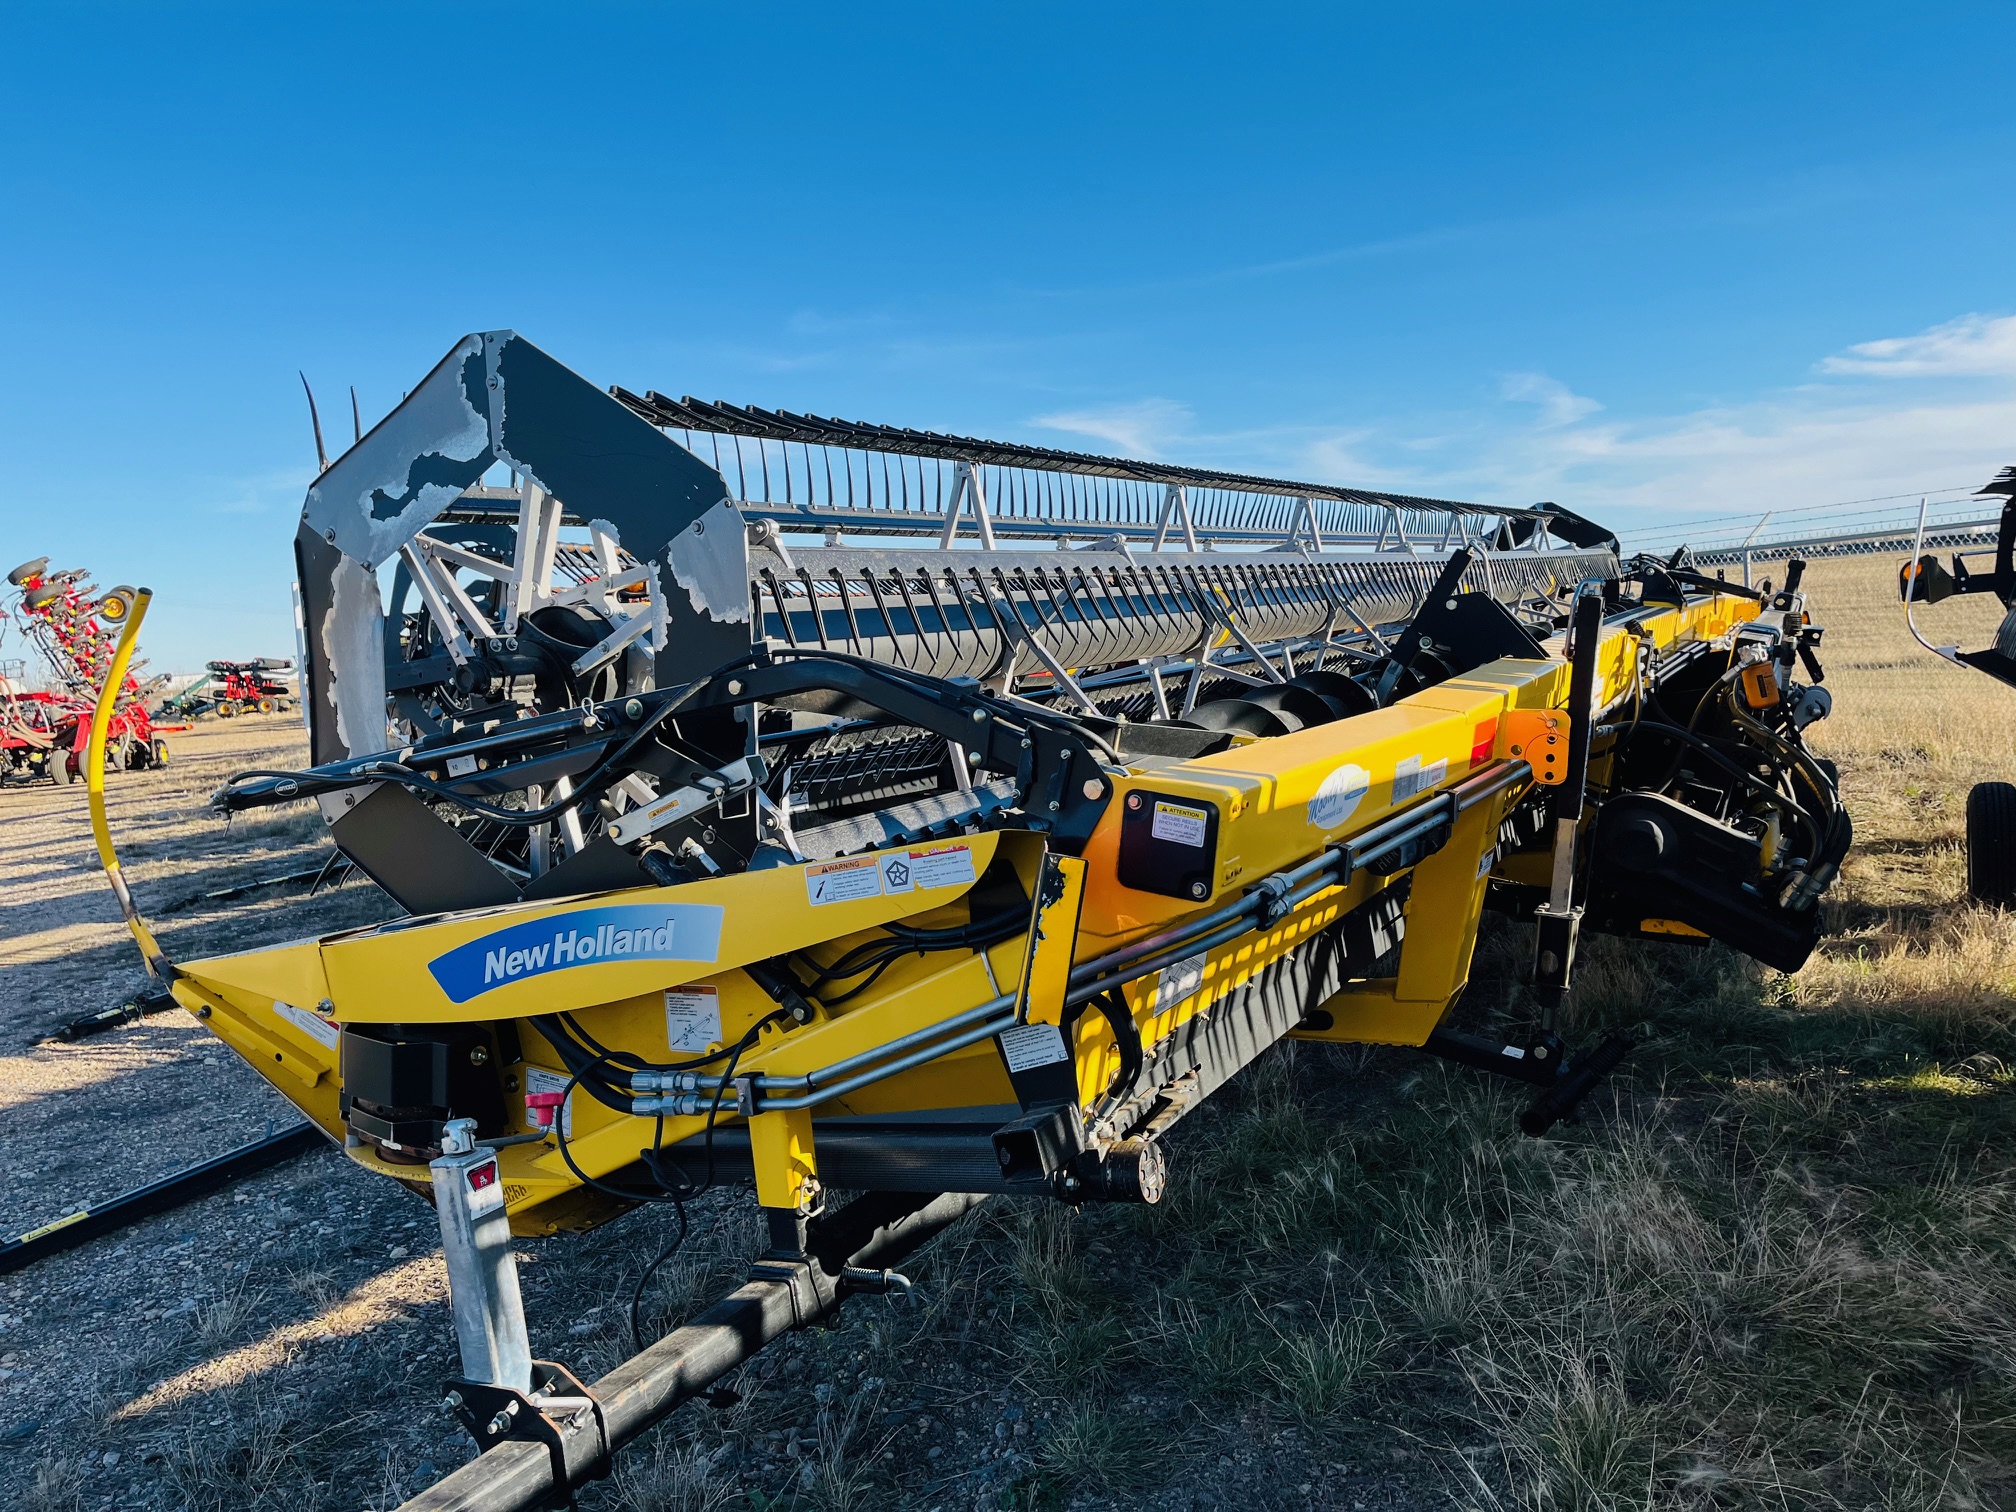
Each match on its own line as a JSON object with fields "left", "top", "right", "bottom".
{"left": 1967, "top": 782, "right": 2016, "bottom": 907}
{"left": 258, "top": 697, "right": 274, "bottom": 714}
{"left": 151, "top": 738, "right": 170, "bottom": 767}
{"left": 60, "top": 754, "right": 80, "bottom": 784}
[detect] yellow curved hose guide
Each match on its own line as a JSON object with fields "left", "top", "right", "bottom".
{"left": 83, "top": 586, "right": 171, "bottom": 978}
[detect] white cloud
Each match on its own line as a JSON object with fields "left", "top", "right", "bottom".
{"left": 1031, "top": 398, "right": 1196, "bottom": 458}
{"left": 1500, "top": 371, "right": 1603, "bottom": 427}
{"left": 1818, "top": 313, "right": 2016, "bottom": 378}
{"left": 1023, "top": 314, "right": 2016, "bottom": 545}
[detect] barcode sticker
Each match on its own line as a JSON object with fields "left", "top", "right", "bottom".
{"left": 1393, "top": 755, "right": 1448, "bottom": 801}
{"left": 805, "top": 855, "right": 883, "bottom": 905}
{"left": 1151, "top": 801, "right": 1209, "bottom": 848}
{"left": 665, "top": 985, "right": 722, "bottom": 1053}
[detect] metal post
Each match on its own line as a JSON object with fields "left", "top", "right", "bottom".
{"left": 431, "top": 1118, "right": 533, "bottom": 1394}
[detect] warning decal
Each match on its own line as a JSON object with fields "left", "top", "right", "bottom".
{"left": 1151, "top": 801, "right": 1209, "bottom": 848}
{"left": 804, "top": 855, "right": 883, "bottom": 905}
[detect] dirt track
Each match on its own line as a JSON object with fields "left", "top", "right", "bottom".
{"left": 0, "top": 716, "right": 396, "bottom": 1236}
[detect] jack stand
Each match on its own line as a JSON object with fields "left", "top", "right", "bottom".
{"left": 432, "top": 1119, "right": 609, "bottom": 1502}
{"left": 1518, "top": 1034, "right": 1633, "bottom": 1136}
{"left": 1529, "top": 585, "right": 1603, "bottom": 1020}
{"left": 1507, "top": 586, "right": 1633, "bottom": 1136}
{"left": 1420, "top": 1025, "right": 1634, "bottom": 1136}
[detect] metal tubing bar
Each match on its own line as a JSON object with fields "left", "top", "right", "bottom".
{"left": 700, "top": 992, "right": 1015, "bottom": 1094}
{"left": 397, "top": 1192, "right": 986, "bottom": 1512}
{"left": 750, "top": 1012, "right": 1020, "bottom": 1111}
{"left": 0, "top": 1123, "right": 327, "bottom": 1276}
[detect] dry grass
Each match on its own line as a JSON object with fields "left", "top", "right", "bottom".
{"left": 761, "top": 552, "right": 2016, "bottom": 1510}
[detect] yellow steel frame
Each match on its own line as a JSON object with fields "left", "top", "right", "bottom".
{"left": 169, "top": 591, "right": 1753, "bottom": 1233}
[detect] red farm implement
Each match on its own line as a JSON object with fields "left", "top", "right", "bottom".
{"left": 163, "top": 657, "right": 296, "bottom": 720}
{"left": 2, "top": 557, "right": 168, "bottom": 784}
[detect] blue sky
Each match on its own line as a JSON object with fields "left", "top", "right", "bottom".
{"left": 4, "top": 3, "right": 2015, "bottom": 671}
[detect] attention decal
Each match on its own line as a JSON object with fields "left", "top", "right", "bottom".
{"left": 427, "top": 903, "right": 725, "bottom": 1005}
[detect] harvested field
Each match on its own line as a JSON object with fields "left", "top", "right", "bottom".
{"left": 3, "top": 554, "right": 2013, "bottom": 1512}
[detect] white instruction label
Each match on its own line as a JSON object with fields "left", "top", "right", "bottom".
{"left": 273, "top": 999, "right": 339, "bottom": 1050}
{"left": 1476, "top": 845, "right": 1498, "bottom": 880}
{"left": 522, "top": 1065, "right": 575, "bottom": 1138}
{"left": 1154, "top": 952, "right": 1208, "bottom": 1014}
{"left": 997, "top": 1022, "right": 1069, "bottom": 1073}
{"left": 445, "top": 754, "right": 478, "bottom": 778}
{"left": 805, "top": 855, "right": 883, "bottom": 905}
{"left": 908, "top": 843, "right": 977, "bottom": 891}
{"left": 664, "top": 985, "right": 722, "bottom": 1053}
{"left": 1393, "top": 755, "right": 1448, "bottom": 802}
{"left": 1151, "top": 801, "right": 1209, "bottom": 848}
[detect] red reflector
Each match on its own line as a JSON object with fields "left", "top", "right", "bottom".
{"left": 467, "top": 1160, "right": 498, "bottom": 1192}
{"left": 1470, "top": 717, "right": 1499, "bottom": 768}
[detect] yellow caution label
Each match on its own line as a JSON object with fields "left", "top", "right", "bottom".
{"left": 17, "top": 1209, "right": 89, "bottom": 1243}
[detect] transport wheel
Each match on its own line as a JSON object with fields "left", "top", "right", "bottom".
{"left": 258, "top": 697, "right": 275, "bottom": 714}
{"left": 23, "top": 583, "right": 64, "bottom": 609}
{"left": 151, "top": 737, "right": 170, "bottom": 767}
{"left": 219, "top": 700, "right": 238, "bottom": 718}
{"left": 96, "top": 586, "right": 137, "bottom": 625}
{"left": 1966, "top": 782, "right": 2016, "bottom": 907}
{"left": 7, "top": 556, "right": 48, "bottom": 586}
{"left": 60, "top": 754, "right": 80, "bottom": 784}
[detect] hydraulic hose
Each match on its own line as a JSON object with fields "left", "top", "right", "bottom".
{"left": 84, "top": 588, "right": 173, "bottom": 980}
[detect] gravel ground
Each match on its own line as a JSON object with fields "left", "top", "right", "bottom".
{"left": 0, "top": 715, "right": 1441, "bottom": 1512}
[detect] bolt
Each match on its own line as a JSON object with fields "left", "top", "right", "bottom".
{"left": 727, "top": 679, "right": 742, "bottom": 695}
{"left": 970, "top": 709, "right": 987, "bottom": 722}
{"left": 1189, "top": 881, "right": 1209, "bottom": 900}
{"left": 317, "top": 998, "right": 334, "bottom": 1014}
{"left": 624, "top": 698, "right": 644, "bottom": 720}
{"left": 469, "top": 1045, "right": 490, "bottom": 1066}
{"left": 488, "top": 1411, "right": 513, "bottom": 1437}
{"left": 1082, "top": 779, "right": 1104, "bottom": 800}
{"left": 196, "top": 1005, "right": 211, "bottom": 1018}
{"left": 1126, "top": 792, "right": 1142, "bottom": 810}
{"left": 443, "top": 1391, "right": 464, "bottom": 1412}
{"left": 1445, "top": 598, "right": 1458, "bottom": 610}
{"left": 1020, "top": 739, "right": 1032, "bottom": 750}
{"left": 324, "top": 528, "right": 336, "bottom": 543}
{"left": 1048, "top": 801, "right": 1061, "bottom": 811}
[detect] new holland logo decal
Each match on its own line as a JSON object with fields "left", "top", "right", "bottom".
{"left": 427, "top": 903, "right": 725, "bottom": 1005}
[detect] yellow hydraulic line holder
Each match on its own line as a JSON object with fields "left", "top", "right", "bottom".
{"left": 84, "top": 585, "right": 173, "bottom": 981}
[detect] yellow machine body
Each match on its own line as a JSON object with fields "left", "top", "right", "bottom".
{"left": 171, "top": 593, "right": 1751, "bottom": 1235}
